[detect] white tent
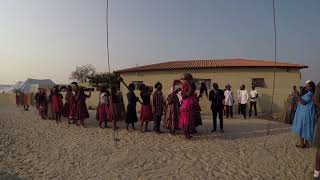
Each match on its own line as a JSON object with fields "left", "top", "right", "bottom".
{"left": 19, "top": 78, "right": 56, "bottom": 93}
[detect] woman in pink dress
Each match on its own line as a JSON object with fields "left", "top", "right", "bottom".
{"left": 179, "top": 73, "right": 197, "bottom": 139}
{"left": 98, "top": 86, "right": 110, "bottom": 128}
{"left": 63, "top": 86, "right": 73, "bottom": 118}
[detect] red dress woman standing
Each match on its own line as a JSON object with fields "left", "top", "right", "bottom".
{"left": 98, "top": 86, "right": 110, "bottom": 128}
{"left": 140, "top": 85, "right": 153, "bottom": 132}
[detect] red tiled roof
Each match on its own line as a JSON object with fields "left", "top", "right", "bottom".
{"left": 116, "top": 59, "right": 308, "bottom": 73}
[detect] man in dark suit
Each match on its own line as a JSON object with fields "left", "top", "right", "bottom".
{"left": 209, "top": 83, "right": 225, "bottom": 133}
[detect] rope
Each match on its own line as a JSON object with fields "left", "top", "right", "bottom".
{"left": 264, "top": 0, "right": 277, "bottom": 147}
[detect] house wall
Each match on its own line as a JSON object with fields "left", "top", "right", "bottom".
{"left": 119, "top": 67, "right": 301, "bottom": 116}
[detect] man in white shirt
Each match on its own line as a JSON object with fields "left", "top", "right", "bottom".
{"left": 238, "top": 85, "right": 249, "bottom": 119}
{"left": 224, "top": 84, "right": 234, "bottom": 118}
{"left": 249, "top": 85, "right": 259, "bottom": 117}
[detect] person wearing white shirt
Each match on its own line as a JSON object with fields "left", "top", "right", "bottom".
{"left": 224, "top": 84, "right": 234, "bottom": 118}
{"left": 238, "top": 85, "right": 249, "bottom": 119}
{"left": 249, "top": 85, "right": 259, "bottom": 117}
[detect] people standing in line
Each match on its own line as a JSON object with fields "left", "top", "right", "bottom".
{"left": 125, "top": 83, "right": 139, "bottom": 130}
{"left": 152, "top": 82, "right": 165, "bottom": 134}
{"left": 165, "top": 81, "right": 181, "bottom": 134}
{"left": 139, "top": 85, "right": 153, "bottom": 133}
{"left": 98, "top": 86, "right": 110, "bottom": 128}
{"left": 312, "top": 82, "right": 320, "bottom": 179}
{"left": 249, "top": 85, "right": 259, "bottom": 117}
{"left": 238, "top": 85, "right": 249, "bottom": 119}
{"left": 109, "top": 86, "right": 121, "bottom": 130}
{"left": 224, "top": 84, "right": 234, "bottom": 119}
{"left": 179, "top": 73, "right": 197, "bottom": 139}
{"left": 292, "top": 81, "right": 316, "bottom": 149}
{"left": 209, "top": 83, "right": 225, "bottom": 133}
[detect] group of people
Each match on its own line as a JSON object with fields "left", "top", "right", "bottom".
{"left": 33, "top": 83, "right": 92, "bottom": 126}
{"left": 21, "top": 72, "right": 262, "bottom": 140}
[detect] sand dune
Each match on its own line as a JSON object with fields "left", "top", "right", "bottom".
{"left": 0, "top": 105, "right": 315, "bottom": 180}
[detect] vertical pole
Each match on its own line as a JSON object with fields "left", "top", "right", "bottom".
{"left": 106, "top": 0, "right": 111, "bottom": 74}
{"left": 270, "top": 0, "right": 277, "bottom": 115}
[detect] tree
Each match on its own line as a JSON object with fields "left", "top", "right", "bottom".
{"left": 70, "top": 64, "right": 96, "bottom": 83}
{"left": 88, "top": 72, "right": 121, "bottom": 89}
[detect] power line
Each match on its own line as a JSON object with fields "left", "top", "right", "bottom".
{"left": 106, "top": 0, "right": 111, "bottom": 74}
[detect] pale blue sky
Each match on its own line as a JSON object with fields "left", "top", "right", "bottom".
{"left": 0, "top": 0, "right": 319, "bottom": 84}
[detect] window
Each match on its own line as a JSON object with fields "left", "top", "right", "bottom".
{"left": 132, "top": 81, "right": 144, "bottom": 90}
{"left": 194, "top": 79, "right": 211, "bottom": 90}
{"left": 251, "top": 78, "right": 266, "bottom": 88}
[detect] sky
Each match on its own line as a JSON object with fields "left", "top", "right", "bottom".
{"left": 0, "top": 0, "right": 319, "bottom": 84}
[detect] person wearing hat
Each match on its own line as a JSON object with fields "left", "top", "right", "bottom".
{"left": 224, "top": 84, "right": 234, "bottom": 119}
{"left": 249, "top": 84, "right": 259, "bottom": 117}
{"left": 209, "top": 83, "right": 225, "bottom": 133}
{"left": 152, "top": 82, "right": 165, "bottom": 133}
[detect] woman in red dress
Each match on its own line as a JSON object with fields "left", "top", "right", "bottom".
{"left": 75, "top": 88, "right": 91, "bottom": 126}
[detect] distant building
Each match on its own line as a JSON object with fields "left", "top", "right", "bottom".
{"left": 116, "top": 59, "right": 307, "bottom": 115}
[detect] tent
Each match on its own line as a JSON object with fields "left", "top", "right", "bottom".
{"left": 19, "top": 78, "right": 56, "bottom": 93}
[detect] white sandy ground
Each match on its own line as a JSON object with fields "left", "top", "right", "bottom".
{"left": 0, "top": 105, "right": 316, "bottom": 180}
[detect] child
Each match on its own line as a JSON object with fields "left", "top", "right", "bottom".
{"left": 125, "top": 84, "right": 139, "bottom": 130}
{"left": 140, "top": 85, "right": 153, "bottom": 132}
{"left": 109, "top": 86, "right": 121, "bottom": 130}
{"left": 152, "top": 82, "right": 165, "bottom": 134}
{"left": 98, "top": 86, "right": 110, "bottom": 128}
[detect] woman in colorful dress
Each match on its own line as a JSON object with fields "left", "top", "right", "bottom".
{"left": 140, "top": 85, "right": 153, "bottom": 132}
{"left": 63, "top": 86, "right": 73, "bottom": 118}
{"left": 193, "top": 83, "right": 204, "bottom": 133}
{"left": 125, "top": 83, "right": 139, "bottom": 130}
{"left": 75, "top": 88, "right": 91, "bottom": 126}
{"left": 164, "top": 81, "right": 181, "bottom": 134}
{"left": 292, "top": 81, "right": 316, "bottom": 148}
{"left": 109, "top": 86, "right": 121, "bottom": 130}
{"left": 179, "top": 73, "right": 198, "bottom": 139}
{"left": 98, "top": 86, "right": 110, "bottom": 128}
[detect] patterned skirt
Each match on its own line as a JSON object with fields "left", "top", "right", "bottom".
{"left": 140, "top": 104, "right": 153, "bottom": 122}
{"left": 164, "top": 104, "right": 179, "bottom": 129}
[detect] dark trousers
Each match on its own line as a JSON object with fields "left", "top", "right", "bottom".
{"left": 239, "top": 104, "right": 247, "bottom": 118}
{"left": 225, "top": 105, "right": 233, "bottom": 118}
{"left": 249, "top": 101, "right": 257, "bottom": 117}
{"left": 154, "top": 115, "right": 161, "bottom": 132}
{"left": 212, "top": 108, "right": 224, "bottom": 130}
